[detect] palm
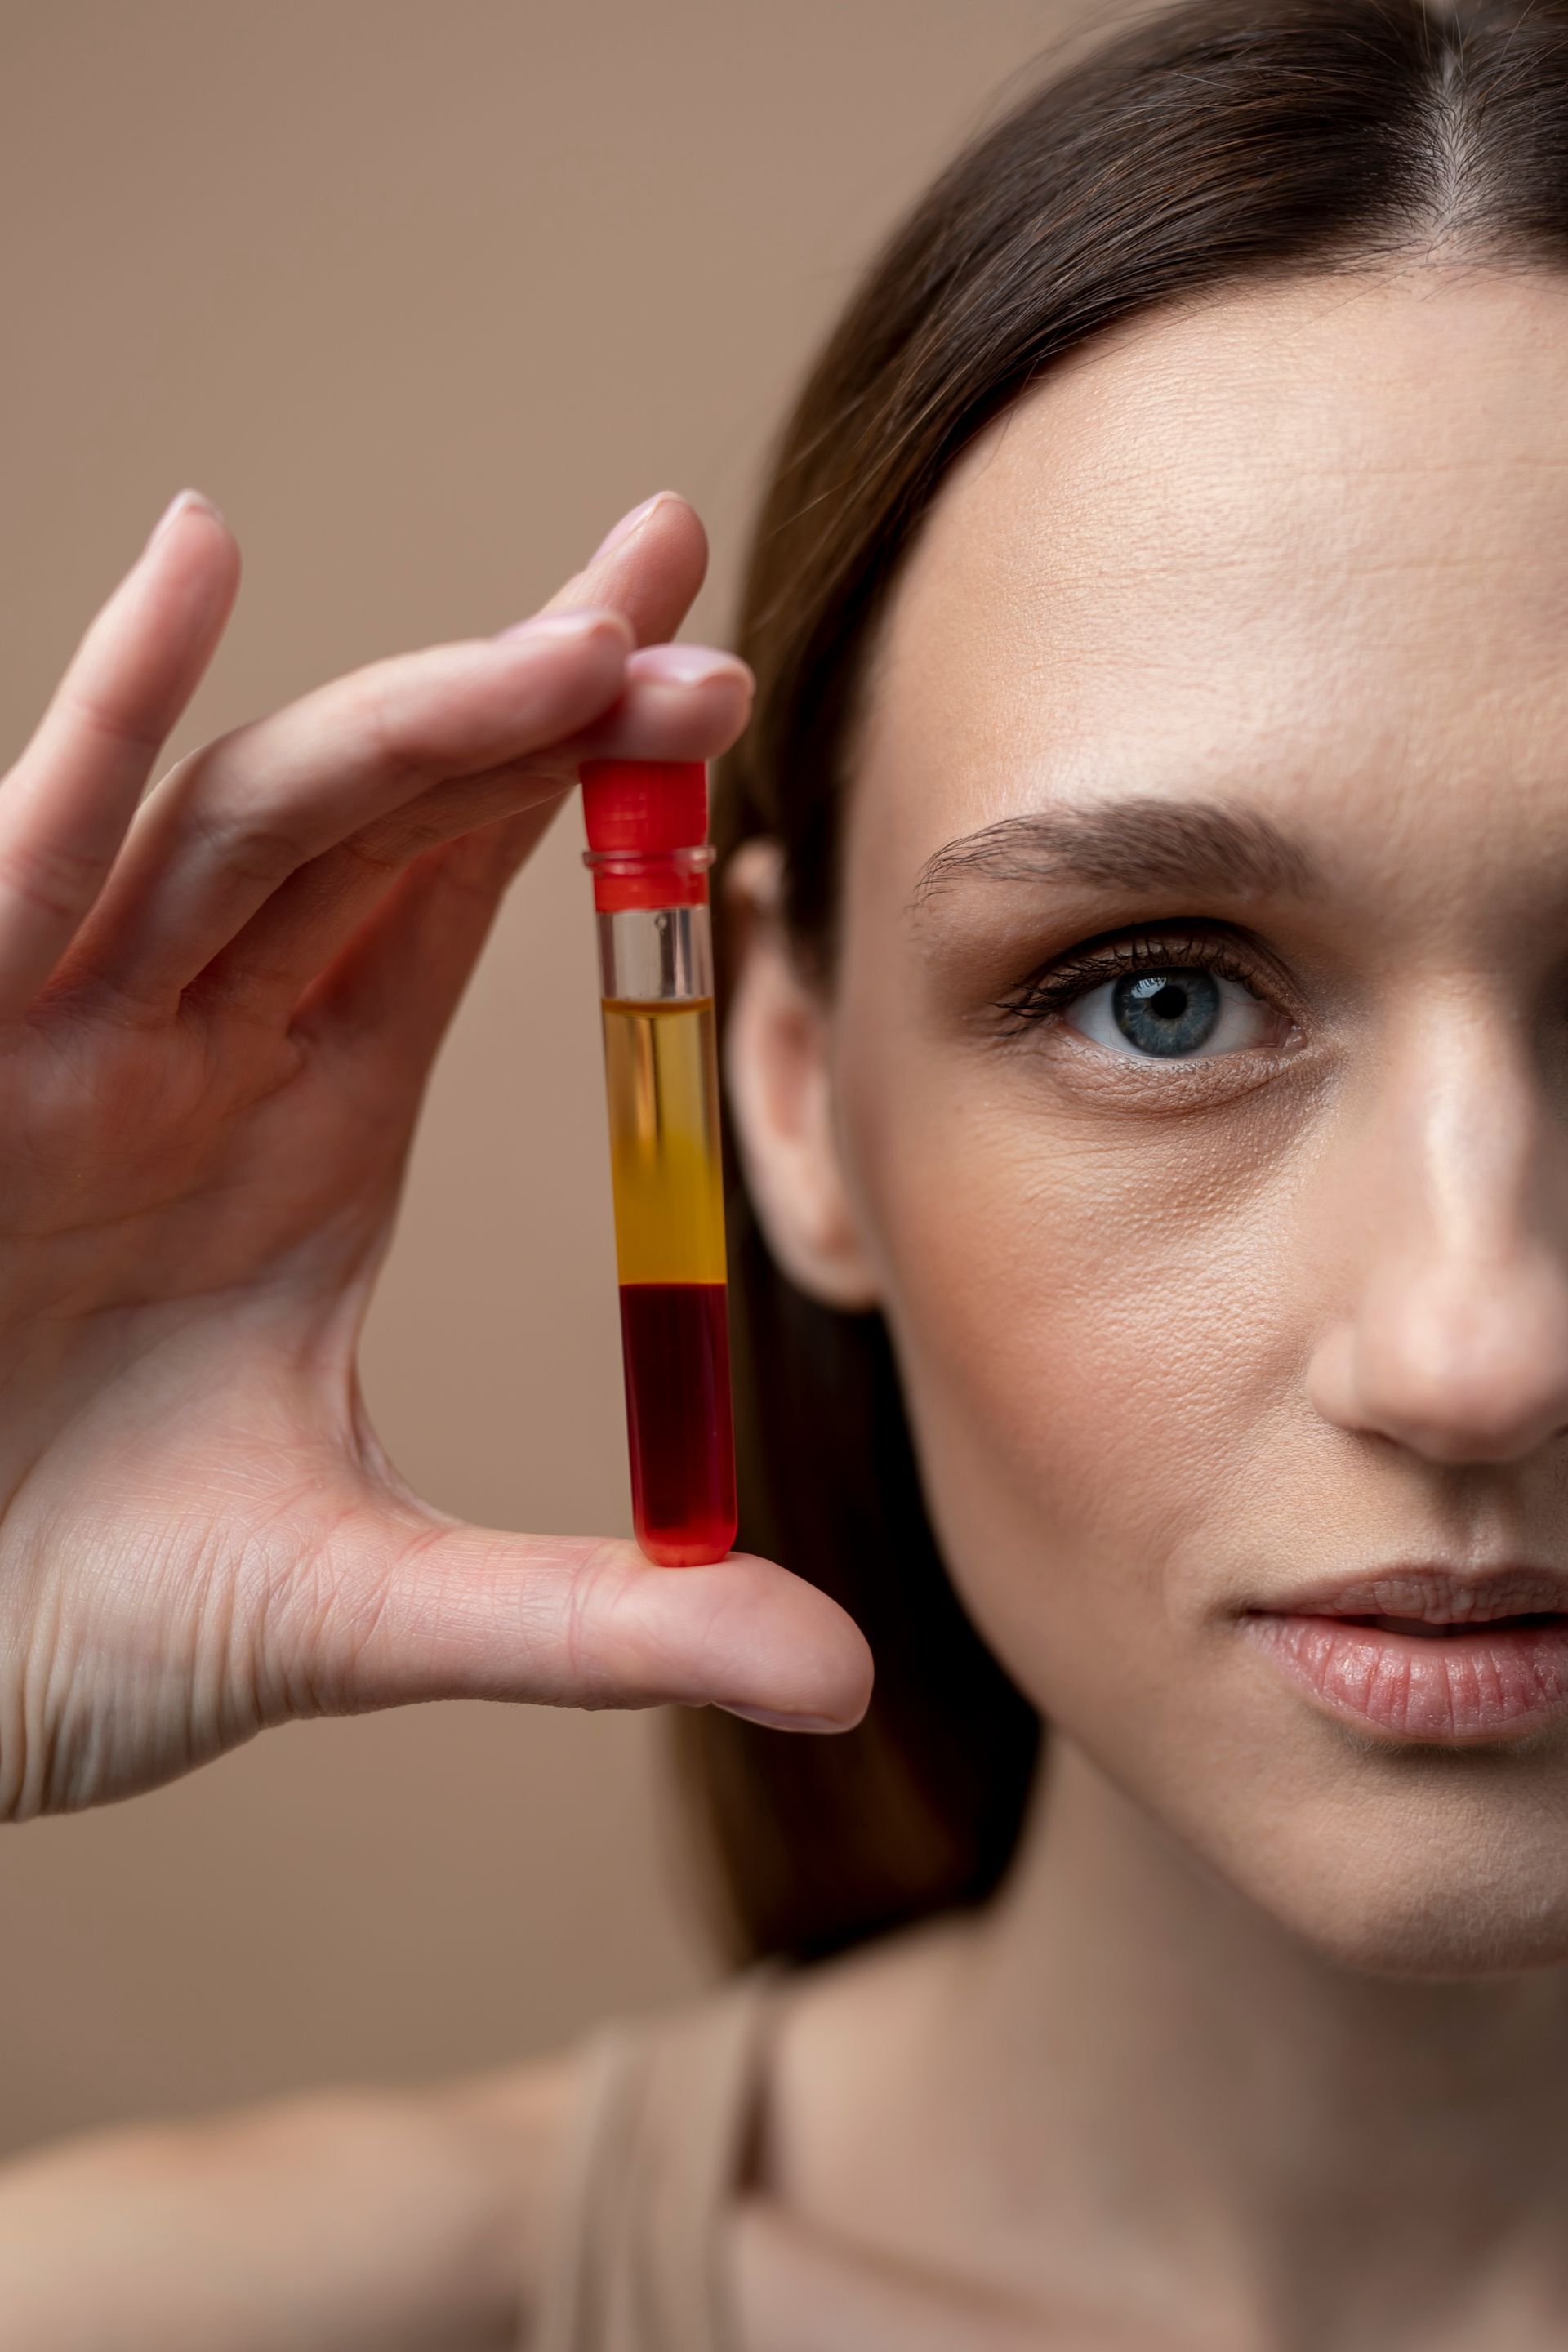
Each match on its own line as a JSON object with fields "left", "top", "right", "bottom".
{"left": 9, "top": 988, "right": 370, "bottom": 1317}
{"left": 0, "top": 991, "right": 381, "bottom": 1807}
{"left": 0, "top": 492, "right": 870, "bottom": 1818}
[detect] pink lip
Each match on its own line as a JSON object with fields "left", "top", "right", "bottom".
{"left": 1240, "top": 1568, "right": 1568, "bottom": 1744}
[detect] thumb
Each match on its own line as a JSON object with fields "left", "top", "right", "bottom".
{"left": 292, "top": 1502, "right": 874, "bottom": 1733}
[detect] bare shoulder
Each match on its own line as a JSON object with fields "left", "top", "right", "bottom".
{"left": 0, "top": 2049, "right": 596, "bottom": 2351}
{"left": 755, "top": 1910, "right": 978, "bottom": 2180}
{"left": 437, "top": 2039, "right": 595, "bottom": 2318}
{"left": 729, "top": 1916, "right": 1000, "bottom": 2352}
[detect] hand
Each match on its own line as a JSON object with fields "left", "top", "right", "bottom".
{"left": 0, "top": 488, "right": 872, "bottom": 1818}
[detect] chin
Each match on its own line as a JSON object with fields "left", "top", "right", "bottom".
{"left": 1234, "top": 1810, "right": 1568, "bottom": 1980}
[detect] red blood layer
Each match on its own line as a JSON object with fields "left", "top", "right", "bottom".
{"left": 617, "top": 1281, "right": 737, "bottom": 1566}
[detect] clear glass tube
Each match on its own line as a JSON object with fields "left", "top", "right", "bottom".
{"left": 585, "top": 850, "right": 737, "bottom": 1566}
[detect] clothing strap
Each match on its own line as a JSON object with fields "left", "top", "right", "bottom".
{"left": 528, "top": 1960, "right": 789, "bottom": 2352}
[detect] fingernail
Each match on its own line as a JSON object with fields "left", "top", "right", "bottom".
{"left": 720, "top": 1704, "right": 848, "bottom": 1733}
{"left": 144, "top": 488, "right": 221, "bottom": 555}
{"left": 493, "top": 607, "right": 626, "bottom": 646}
{"left": 630, "top": 643, "right": 751, "bottom": 690}
{"left": 590, "top": 490, "right": 679, "bottom": 565}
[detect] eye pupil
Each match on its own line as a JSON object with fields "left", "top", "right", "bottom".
{"left": 1143, "top": 980, "right": 1187, "bottom": 1018}
{"left": 1112, "top": 969, "right": 1222, "bottom": 1058}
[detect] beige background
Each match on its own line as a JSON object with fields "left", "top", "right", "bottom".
{"left": 0, "top": 0, "right": 1085, "bottom": 2158}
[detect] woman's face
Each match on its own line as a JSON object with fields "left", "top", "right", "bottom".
{"left": 735, "top": 268, "right": 1568, "bottom": 1975}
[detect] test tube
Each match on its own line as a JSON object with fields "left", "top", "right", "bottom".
{"left": 581, "top": 757, "right": 738, "bottom": 1567}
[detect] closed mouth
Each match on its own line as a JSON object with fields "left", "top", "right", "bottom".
{"left": 1239, "top": 1571, "right": 1568, "bottom": 1742}
{"left": 1332, "top": 1609, "right": 1566, "bottom": 1641}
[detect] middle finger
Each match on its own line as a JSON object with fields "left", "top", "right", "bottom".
{"left": 69, "top": 604, "right": 632, "bottom": 1009}
{"left": 68, "top": 492, "right": 728, "bottom": 1014}
{"left": 184, "top": 642, "right": 752, "bottom": 1023}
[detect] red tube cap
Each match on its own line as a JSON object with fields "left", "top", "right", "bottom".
{"left": 581, "top": 759, "right": 708, "bottom": 853}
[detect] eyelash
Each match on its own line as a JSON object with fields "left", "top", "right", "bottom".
{"left": 994, "top": 925, "right": 1281, "bottom": 1038}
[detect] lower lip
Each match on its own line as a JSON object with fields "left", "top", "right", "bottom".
{"left": 1242, "top": 1613, "right": 1568, "bottom": 1743}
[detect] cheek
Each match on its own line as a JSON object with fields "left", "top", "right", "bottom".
{"left": 840, "top": 1028, "right": 1310, "bottom": 1692}
{"left": 837, "top": 1040, "right": 1568, "bottom": 1974}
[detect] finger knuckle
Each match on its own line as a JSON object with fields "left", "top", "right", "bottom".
{"left": 190, "top": 800, "right": 314, "bottom": 889}
{"left": 0, "top": 832, "right": 109, "bottom": 923}
{"left": 336, "top": 829, "right": 408, "bottom": 884}
{"left": 62, "top": 683, "right": 167, "bottom": 760}
{"left": 350, "top": 668, "right": 446, "bottom": 791}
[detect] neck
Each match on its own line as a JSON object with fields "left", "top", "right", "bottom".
{"left": 932, "top": 1740, "right": 1568, "bottom": 2348}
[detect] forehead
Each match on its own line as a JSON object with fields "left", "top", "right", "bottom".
{"left": 848, "top": 270, "right": 1568, "bottom": 898}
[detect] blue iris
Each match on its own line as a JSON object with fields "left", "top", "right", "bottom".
{"left": 1111, "top": 969, "right": 1222, "bottom": 1058}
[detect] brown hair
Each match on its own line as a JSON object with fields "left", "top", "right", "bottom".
{"left": 670, "top": 0, "right": 1568, "bottom": 1966}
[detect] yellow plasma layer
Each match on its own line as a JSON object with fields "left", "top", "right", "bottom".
{"left": 600, "top": 997, "right": 727, "bottom": 1286}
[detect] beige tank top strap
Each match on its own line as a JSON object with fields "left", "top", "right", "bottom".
{"left": 528, "top": 1959, "right": 790, "bottom": 2352}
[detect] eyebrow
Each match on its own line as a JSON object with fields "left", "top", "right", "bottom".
{"left": 910, "top": 797, "right": 1321, "bottom": 913}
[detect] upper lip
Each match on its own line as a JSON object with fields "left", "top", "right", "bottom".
{"left": 1250, "top": 1565, "right": 1568, "bottom": 1624}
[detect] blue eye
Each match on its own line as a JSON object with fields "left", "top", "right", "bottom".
{"left": 1067, "top": 964, "right": 1277, "bottom": 1061}
{"left": 995, "top": 927, "right": 1296, "bottom": 1063}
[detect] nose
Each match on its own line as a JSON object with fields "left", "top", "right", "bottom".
{"left": 1305, "top": 1010, "right": 1568, "bottom": 1466}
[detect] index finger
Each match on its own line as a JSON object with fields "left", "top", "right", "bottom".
{"left": 0, "top": 492, "right": 238, "bottom": 1018}
{"left": 540, "top": 492, "right": 711, "bottom": 644}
